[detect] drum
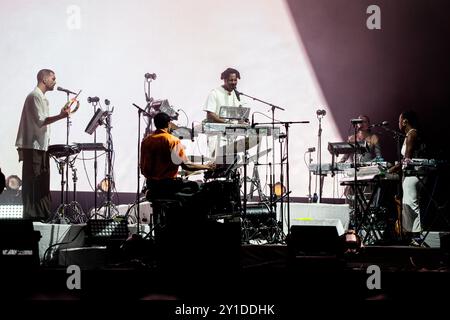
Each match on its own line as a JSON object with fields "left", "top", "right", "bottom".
{"left": 47, "top": 144, "right": 80, "bottom": 158}
{"left": 171, "top": 127, "right": 192, "bottom": 140}
{"left": 201, "top": 179, "right": 241, "bottom": 216}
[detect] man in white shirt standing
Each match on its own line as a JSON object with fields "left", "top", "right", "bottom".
{"left": 204, "top": 67, "right": 242, "bottom": 124}
{"left": 204, "top": 67, "right": 245, "bottom": 159}
{"left": 15, "top": 69, "right": 70, "bottom": 221}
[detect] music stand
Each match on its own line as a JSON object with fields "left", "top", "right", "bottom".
{"left": 85, "top": 108, "right": 107, "bottom": 135}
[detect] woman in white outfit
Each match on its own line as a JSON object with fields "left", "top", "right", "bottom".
{"left": 392, "top": 111, "right": 423, "bottom": 244}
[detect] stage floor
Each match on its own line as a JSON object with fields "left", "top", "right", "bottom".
{"left": 2, "top": 236, "right": 450, "bottom": 302}
{"left": 1, "top": 219, "right": 449, "bottom": 306}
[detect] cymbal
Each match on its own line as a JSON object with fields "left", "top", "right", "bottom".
{"left": 186, "top": 155, "right": 212, "bottom": 163}
{"left": 179, "top": 169, "right": 202, "bottom": 177}
{"left": 171, "top": 127, "right": 198, "bottom": 139}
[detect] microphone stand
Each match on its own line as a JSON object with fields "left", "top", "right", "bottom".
{"left": 143, "top": 76, "right": 154, "bottom": 138}
{"left": 307, "top": 149, "right": 314, "bottom": 202}
{"left": 380, "top": 126, "right": 405, "bottom": 239}
{"left": 351, "top": 122, "right": 360, "bottom": 231}
{"left": 253, "top": 120, "right": 309, "bottom": 238}
{"left": 316, "top": 113, "right": 325, "bottom": 203}
{"left": 51, "top": 90, "right": 74, "bottom": 224}
{"left": 64, "top": 91, "right": 70, "bottom": 217}
{"left": 103, "top": 102, "right": 115, "bottom": 219}
{"left": 238, "top": 91, "right": 284, "bottom": 217}
{"left": 89, "top": 100, "right": 100, "bottom": 218}
{"left": 132, "top": 103, "right": 152, "bottom": 238}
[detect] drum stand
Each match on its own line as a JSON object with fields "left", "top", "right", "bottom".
{"left": 247, "top": 141, "right": 269, "bottom": 202}
{"left": 49, "top": 155, "right": 87, "bottom": 224}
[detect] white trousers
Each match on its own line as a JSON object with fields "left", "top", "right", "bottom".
{"left": 402, "top": 176, "right": 422, "bottom": 233}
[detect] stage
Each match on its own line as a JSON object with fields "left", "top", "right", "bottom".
{"left": 1, "top": 218, "right": 450, "bottom": 304}
{"left": 1, "top": 244, "right": 450, "bottom": 303}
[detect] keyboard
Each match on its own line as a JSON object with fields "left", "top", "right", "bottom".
{"left": 74, "top": 143, "right": 107, "bottom": 152}
{"left": 403, "top": 158, "right": 446, "bottom": 177}
{"left": 308, "top": 162, "right": 351, "bottom": 174}
{"left": 202, "top": 123, "right": 280, "bottom": 137}
{"left": 328, "top": 141, "right": 370, "bottom": 155}
{"left": 309, "top": 161, "right": 390, "bottom": 175}
{"left": 340, "top": 165, "right": 399, "bottom": 182}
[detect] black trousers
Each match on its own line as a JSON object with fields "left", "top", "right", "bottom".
{"left": 21, "top": 149, "right": 51, "bottom": 220}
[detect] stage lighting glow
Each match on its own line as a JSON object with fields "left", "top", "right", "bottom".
{"left": 6, "top": 175, "right": 22, "bottom": 191}
{"left": 273, "top": 182, "right": 286, "bottom": 197}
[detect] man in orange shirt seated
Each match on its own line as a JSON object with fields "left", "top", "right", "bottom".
{"left": 141, "top": 112, "right": 214, "bottom": 200}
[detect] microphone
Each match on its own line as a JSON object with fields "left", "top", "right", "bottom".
{"left": 351, "top": 118, "right": 363, "bottom": 124}
{"left": 87, "top": 96, "right": 100, "bottom": 103}
{"left": 57, "top": 86, "right": 77, "bottom": 95}
{"left": 316, "top": 109, "right": 326, "bottom": 116}
{"left": 191, "top": 122, "right": 194, "bottom": 142}
{"left": 145, "top": 73, "right": 157, "bottom": 80}
{"left": 369, "top": 121, "right": 389, "bottom": 128}
{"left": 104, "top": 99, "right": 110, "bottom": 106}
{"left": 307, "top": 147, "right": 316, "bottom": 153}
{"left": 234, "top": 89, "right": 240, "bottom": 101}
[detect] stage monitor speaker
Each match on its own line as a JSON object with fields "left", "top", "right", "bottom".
{"left": 0, "top": 219, "right": 41, "bottom": 269}
{"left": 0, "top": 188, "right": 23, "bottom": 219}
{"left": 86, "top": 219, "right": 129, "bottom": 247}
{"left": 287, "top": 219, "right": 344, "bottom": 256}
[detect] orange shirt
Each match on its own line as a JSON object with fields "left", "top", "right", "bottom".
{"left": 140, "top": 129, "right": 186, "bottom": 180}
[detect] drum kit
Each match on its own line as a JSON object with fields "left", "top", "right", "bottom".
{"left": 164, "top": 119, "right": 287, "bottom": 244}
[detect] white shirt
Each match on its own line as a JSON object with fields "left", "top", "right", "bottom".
{"left": 15, "top": 87, "right": 50, "bottom": 151}
{"left": 204, "top": 86, "right": 241, "bottom": 115}
{"left": 203, "top": 86, "right": 247, "bottom": 158}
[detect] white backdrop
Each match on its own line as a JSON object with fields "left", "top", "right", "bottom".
{"left": 0, "top": 0, "right": 343, "bottom": 198}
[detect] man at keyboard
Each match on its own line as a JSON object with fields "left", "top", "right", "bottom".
{"left": 141, "top": 112, "right": 215, "bottom": 200}
{"left": 340, "top": 115, "right": 382, "bottom": 163}
{"left": 203, "top": 68, "right": 248, "bottom": 158}
{"left": 204, "top": 67, "right": 242, "bottom": 123}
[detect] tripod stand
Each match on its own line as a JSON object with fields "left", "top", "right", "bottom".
{"left": 48, "top": 147, "right": 87, "bottom": 223}
{"left": 249, "top": 120, "right": 309, "bottom": 240}
{"left": 88, "top": 99, "right": 101, "bottom": 219}
{"left": 236, "top": 90, "right": 284, "bottom": 216}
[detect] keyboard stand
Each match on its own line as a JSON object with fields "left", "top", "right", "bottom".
{"left": 342, "top": 178, "right": 385, "bottom": 245}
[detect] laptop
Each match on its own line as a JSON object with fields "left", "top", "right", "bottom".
{"left": 219, "top": 106, "right": 250, "bottom": 121}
